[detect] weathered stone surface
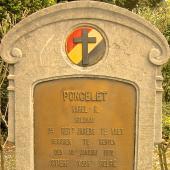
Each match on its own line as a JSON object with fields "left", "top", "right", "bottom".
{"left": 0, "top": 1, "right": 169, "bottom": 170}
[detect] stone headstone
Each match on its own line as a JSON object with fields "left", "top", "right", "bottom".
{"left": 0, "top": 1, "right": 169, "bottom": 170}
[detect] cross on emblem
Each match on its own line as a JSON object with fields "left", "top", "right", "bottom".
{"left": 73, "top": 29, "right": 96, "bottom": 66}
{"left": 66, "top": 26, "right": 105, "bottom": 67}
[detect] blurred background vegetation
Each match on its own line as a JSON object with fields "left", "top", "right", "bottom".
{"left": 0, "top": 0, "right": 169, "bottom": 146}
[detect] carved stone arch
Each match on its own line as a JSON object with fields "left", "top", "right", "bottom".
{"left": 0, "top": 1, "right": 169, "bottom": 65}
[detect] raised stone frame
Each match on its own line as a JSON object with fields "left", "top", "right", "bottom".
{"left": 0, "top": 1, "right": 169, "bottom": 169}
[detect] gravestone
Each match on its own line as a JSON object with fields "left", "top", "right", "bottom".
{"left": 0, "top": 1, "right": 169, "bottom": 170}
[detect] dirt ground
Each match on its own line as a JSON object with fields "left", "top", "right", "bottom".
{"left": 0, "top": 142, "right": 15, "bottom": 170}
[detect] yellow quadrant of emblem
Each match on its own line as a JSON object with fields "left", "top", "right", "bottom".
{"left": 68, "top": 29, "right": 103, "bottom": 64}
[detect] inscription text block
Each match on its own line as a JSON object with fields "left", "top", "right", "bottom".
{"left": 34, "top": 77, "right": 136, "bottom": 170}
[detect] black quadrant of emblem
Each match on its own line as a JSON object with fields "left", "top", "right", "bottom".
{"left": 73, "top": 29, "right": 96, "bottom": 66}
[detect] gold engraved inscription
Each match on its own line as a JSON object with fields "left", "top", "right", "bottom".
{"left": 82, "top": 139, "right": 90, "bottom": 146}
{"left": 63, "top": 91, "right": 108, "bottom": 102}
{"left": 99, "top": 139, "right": 116, "bottom": 145}
{"left": 48, "top": 128, "right": 55, "bottom": 134}
{"left": 77, "top": 160, "right": 92, "bottom": 167}
{"left": 80, "top": 149, "right": 97, "bottom": 156}
{"left": 34, "top": 77, "right": 136, "bottom": 170}
{"left": 61, "top": 128, "right": 75, "bottom": 135}
{"left": 53, "top": 149, "right": 63, "bottom": 156}
{"left": 99, "top": 160, "right": 116, "bottom": 167}
{"left": 72, "top": 105, "right": 88, "bottom": 113}
{"left": 51, "top": 138, "right": 71, "bottom": 145}
{"left": 77, "top": 128, "right": 95, "bottom": 135}
{"left": 101, "top": 128, "right": 124, "bottom": 136}
{"left": 74, "top": 117, "right": 95, "bottom": 123}
{"left": 50, "top": 159, "right": 69, "bottom": 167}
{"left": 103, "top": 150, "right": 115, "bottom": 156}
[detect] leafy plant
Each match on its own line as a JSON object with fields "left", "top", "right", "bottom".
{"left": 162, "top": 103, "right": 170, "bottom": 140}
{"left": 135, "top": 3, "right": 168, "bottom": 33}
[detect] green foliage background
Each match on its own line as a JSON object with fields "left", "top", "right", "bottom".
{"left": 0, "top": 0, "right": 170, "bottom": 140}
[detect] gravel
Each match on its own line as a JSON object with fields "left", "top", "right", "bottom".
{"left": 0, "top": 142, "right": 15, "bottom": 170}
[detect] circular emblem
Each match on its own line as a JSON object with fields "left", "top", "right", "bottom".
{"left": 66, "top": 26, "right": 106, "bottom": 67}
